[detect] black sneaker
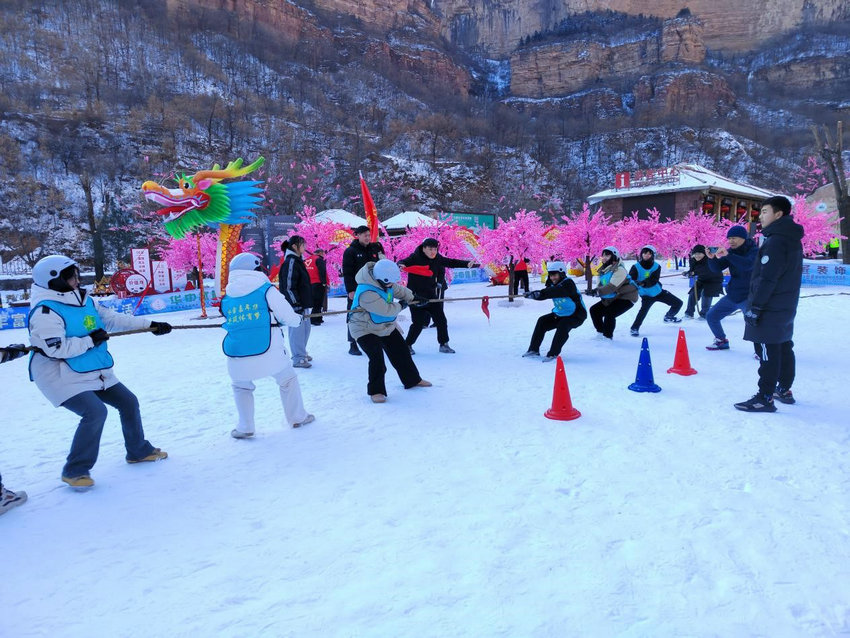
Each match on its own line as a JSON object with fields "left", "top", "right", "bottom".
{"left": 439, "top": 344, "right": 456, "bottom": 354}
{"left": 630, "top": 328, "right": 639, "bottom": 337}
{"left": 734, "top": 394, "right": 777, "bottom": 413}
{"left": 348, "top": 343, "right": 362, "bottom": 356}
{"left": 663, "top": 315, "right": 682, "bottom": 323}
{"left": 774, "top": 387, "right": 795, "bottom": 404}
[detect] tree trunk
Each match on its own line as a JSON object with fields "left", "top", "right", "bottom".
{"left": 811, "top": 122, "right": 849, "bottom": 264}
{"left": 79, "top": 173, "right": 106, "bottom": 280}
{"left": 584, "top": 254, "right": 593, "bottom": 293}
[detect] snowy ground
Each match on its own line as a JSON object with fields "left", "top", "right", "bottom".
{"left": 2, "top": 273, "right": 849, "bottom": 637}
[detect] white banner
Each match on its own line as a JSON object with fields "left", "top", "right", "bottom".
{"left": 131, "top": 248, "right": 152, "bottom": 284}
{"left": 151, "top": 261, "right": 171, "bottom": 293}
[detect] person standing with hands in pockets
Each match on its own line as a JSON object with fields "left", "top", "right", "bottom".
{"left": 734, "top": 196, "right": 804, "bottom": 412}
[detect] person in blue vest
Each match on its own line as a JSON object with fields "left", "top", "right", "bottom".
{"left": 586, "top": 246, "right": 640, "bottom": 340}
{"left": 2, "top": 345, "right": 28, "bottom": 513}
{"left": 704, "top": 225, "right": 758, "bottom": 350}
{"left": 222, "top": 253, "right": 314, "bottom": 438}
{"left": 628, "top": 245, "right": 683, "bottom": 336}
{"left": 348, "top": 259, "right": 431, "bottom": 403}
{"left": 521, "top": 261, "right": 587, "bottom": 362}
{"left": 28, "top": 255, "right": 172, "bottom": 488}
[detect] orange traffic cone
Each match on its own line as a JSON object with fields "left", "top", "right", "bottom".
{"left": 667, "top": 328, "right": 697, "bottom": 376}
{"left": 544, "top": 356, "right": 581, "bottom": 420}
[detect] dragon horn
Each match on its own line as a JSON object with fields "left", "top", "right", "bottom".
{"left": 192, "top": 157, "right": 265, "bottom": 183}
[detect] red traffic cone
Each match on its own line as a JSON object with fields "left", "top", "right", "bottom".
{"left": 667, "top": 328, "right": 697, "bottom": 376}
{"left": 544, "top": 356, "right": 581, "bottom": 421}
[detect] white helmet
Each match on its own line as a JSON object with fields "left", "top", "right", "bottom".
{"left": 373, "top": 259, "right": 400, "bottom": 285}
{"left": 601, "top": 246, "right": 620, "bottom": 261}
{"left": 229, "top": 253, "right": 262, "bottom": 272}
{"left": 547, "top": 261, "right": 567, "bottom": 275}
{"left": 641, "top": 245, "right": 657, "bottom": 256}
{"left": 33, "top": 255, "right": 78, "bottom": 289}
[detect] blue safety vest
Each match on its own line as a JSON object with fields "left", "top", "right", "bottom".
{"left": 28, "top": 297, "right": 114, "bottom": 373}
{"left": 632, "top": 262, "right": 661, "bottom": 297}
{"left": 597, "top": 267, "right": 636, "bottom": 299}
{"left": 221, "top": 283, "right": 274, "bottom": 357}
{"left": 551, "top": 286, "right": 586, "bottom": 317}
{"left": 352, "top": 284, "right": 395, "bottom": 323}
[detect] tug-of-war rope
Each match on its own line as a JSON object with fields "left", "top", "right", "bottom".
{"left": 18, "top": 281, "right": 849, "bottom": 353}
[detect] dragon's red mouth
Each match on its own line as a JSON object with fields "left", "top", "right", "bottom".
{"left": 142, "top": 189, "right": 210, "bottom": 222}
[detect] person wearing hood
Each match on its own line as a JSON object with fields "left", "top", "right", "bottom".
{"left": 628, "top": 244, "right": 683, "bottom": 336}
{"left": 397, "top": 238, "right": 477, "bottom": 354}
{"left": 521, "top": 261, "right": 587, "bottom": 361}
{"left": 278, "top": 236, "right": 313, "bottom": 368}
{"left": 348, "top": 259, "right": 431, "bottom": 403}
{"left": 586, "top": 246, "right": 639, "bottom": 340}
{"left": 682, "top": 244, "right": 724, "bottom": 319}
{"left": 704, "top": 225, "right": 759, "bottom": 351}
{"left": 27, "top": 255, "right": 172, "bottom": 488}
{"left": 341, "top": 226, "right": 382, "bottom": 356}
{"left": 222, "top": 253, "right": 315, "bottom": 437}
{"left": 735, "top": 196, "right": 805, "bottom": 412}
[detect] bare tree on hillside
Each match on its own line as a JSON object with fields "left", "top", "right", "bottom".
{"left": 811, "top": 122, "right": 850, "bottom": 264}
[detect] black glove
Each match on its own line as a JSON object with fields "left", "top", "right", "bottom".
{"left": 682, "top": 271, "right": 691, "bottom": 278}
{"left": 744, "top": 308, "right": 761, "bottom": 327}
{"left": 291, "top": 305, "right": 303, "bottom": 314}
{"left": 586, "top": 288, "right": 599, "bottom": 297}
{"left": 89, "top": 329, "right": 109, "bottom": 347}
{"left": 399, "top": 300, "right": 409, "bottom": 310}
{"left": 1, "top": 344, "right": 27, "bottom": 362}
{"left": 149, "top": 321, "right": 172, "bottom": 336}
{"left": 524, "top": 290, "right": 541, "bottom": 300}
{"left": 411, "top": 295, "right": 430, "bottom": 306}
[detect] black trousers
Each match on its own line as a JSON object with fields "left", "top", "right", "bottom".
{"left": 528, "top": 311, "right": 586, "bottom": 357}
{"left": 512, "top": 271, "right": 529, "bottom": 295}
{"left": 346, "top": 296, "right": 355, "bottom": 343}
{"left": 753, "top": 340, "right": 795, "bottom": 396}
{"left": 357, "top": 329, "right": 422, "bottom": 396}
{"left": 589, "top": 299, "right": 634, "bottom": 338}
{"left": 630, "top": 290, "right": 683, "bottom": 330}
{"left": 406, "top": 302, "right": 449, "bottom": 346}
{"left": 310, "top": 284, "right": 326, "bottom": 325}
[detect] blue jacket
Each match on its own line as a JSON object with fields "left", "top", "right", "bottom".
{"left": 707, "top": 239, "right": 757, "bottom": 303}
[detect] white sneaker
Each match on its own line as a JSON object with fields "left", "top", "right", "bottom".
{"left": 293, "top": 359, "right": 312, "bottom": 369}
{"left": 0, "top": 486, "right": 27, "bottom": 515}
{"left": 293, "top": 414, "right": 315, "bottom": 428}
{"left": 231, "top": 429, "right": 254, "bottom": 439}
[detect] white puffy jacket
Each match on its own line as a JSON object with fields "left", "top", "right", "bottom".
{"left": 223, "top": 269, "right": 302, "bottom": 382}
{"left": 28, "top": 285, "right": 155, "bottom": 407}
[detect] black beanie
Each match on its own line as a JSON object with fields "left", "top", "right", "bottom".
{"left": 691, "top": 244, "right": 706, "bottom": 255}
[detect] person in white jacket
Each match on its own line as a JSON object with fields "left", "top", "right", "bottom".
{"left": 222, "top": 253, "right": 315, "bottom": 438}
{"left": 28, "top": 255, "right": 172, "bottom": 488}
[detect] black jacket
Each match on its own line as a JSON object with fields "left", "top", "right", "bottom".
{"left": 398, "top": 247, "right": 470, "bottom": 298}
{"left": 707, "top": 239, "right": 758, "bottom": 303}
{"left": 279, "top": 251, "right": 313, "bottom": 311}
{"left": 685, "top": 258, "right": 724, "bottom": 297}
{"left": 537, "top": 277, "right": 587, "bottom": 320}
{"left": 743, "top": 215, "right": 804, "bottom": 344}
{"left": 342, "top": 240, "right": 381, "bottom": 293}
{"left": 314, "top": 255, "right": 327, "bottom": 286}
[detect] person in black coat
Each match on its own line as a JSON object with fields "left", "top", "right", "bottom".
{"left": 341, "top": 226, "right": 382, "bottom": 355}
{"left": 521, "top": 262, "right": 587, "bottom": 361}
{"left": 735, "top": 196, "right": 804, "bottom": 412}
{"left": 306, "top": 249, "right": 328, "bottom": 326}
{"left": 682, "top": 244, "right": 724, "bottom": 318}
{"left": 397, "top": 238, "right": 476, "bottom": 354}
{"left": 279, "top": 236, "right": 313, "bottom": 368}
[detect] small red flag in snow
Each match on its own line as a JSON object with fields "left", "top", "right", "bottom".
{"left": 481, "top": 296, "right": 490, "bottom": 321}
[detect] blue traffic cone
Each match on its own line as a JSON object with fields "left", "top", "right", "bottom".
{"left": 628, "top": 337, "right": 662, "bottom": 393}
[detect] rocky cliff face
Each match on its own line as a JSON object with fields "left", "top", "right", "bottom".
{"left": 509, "top": 16, "right": 704, "bottom": 99}
{"left": 435, "top": 0, "right": 849, "bottom": 57}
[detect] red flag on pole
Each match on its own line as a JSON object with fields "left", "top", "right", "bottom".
{"left": 359, "top": 171, "right": 379, "bottom": 243}
{"left": 481, "top": 295, "right": 490, "bottom": 322}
